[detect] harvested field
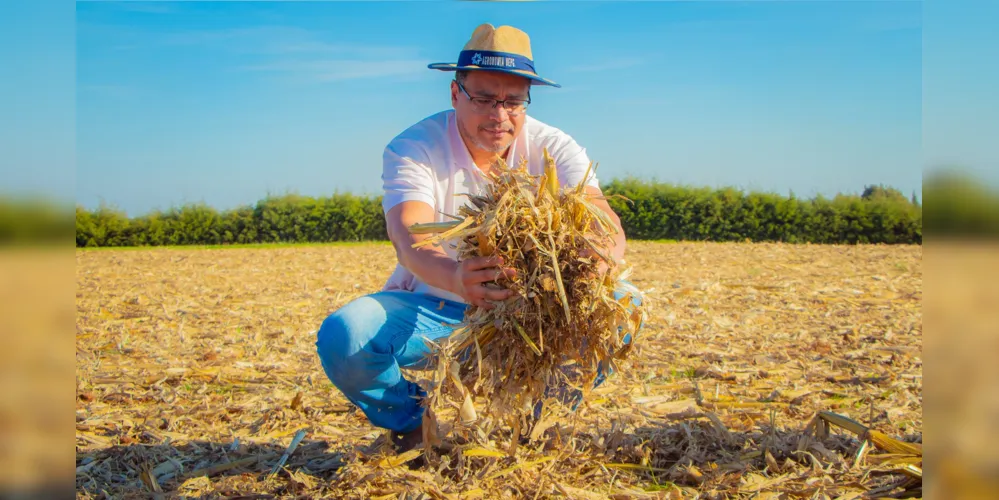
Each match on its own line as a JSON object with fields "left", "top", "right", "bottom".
{"left": 76, "top": 241, "right": 922, "bottom": 498}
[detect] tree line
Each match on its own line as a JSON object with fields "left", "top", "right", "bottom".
{"left": 70, "top": 181, "right": 926, "bottom": 247}
{"left": 75, "top": 193, "right": 387, "bottom": 247}
{"left": 602, "top": 180, "right": 922, "bottom": 244}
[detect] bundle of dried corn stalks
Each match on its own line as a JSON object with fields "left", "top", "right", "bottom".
{"left": 407, "top": 150, "right": 646, "bottom": 455}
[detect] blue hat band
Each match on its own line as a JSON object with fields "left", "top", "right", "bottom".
{"left": 457, "top": 50, "right": 536, "bottom": 74}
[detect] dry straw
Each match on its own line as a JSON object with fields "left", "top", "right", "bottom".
{"left": 407, "top": 150, "right": 646, "bottom": 456}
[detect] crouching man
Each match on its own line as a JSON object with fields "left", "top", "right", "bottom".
{"left": 315, "top": 23, "right": 639, "bottom": 452}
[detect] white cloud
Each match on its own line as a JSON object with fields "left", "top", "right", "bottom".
{"left": 855, "top": 16, "right": 922, "bottom": 33}
{"left": 158, "top": 26, "right": 313, "bottom": 49}
{"left": 567, "top": 57, "right": 643, "bottom": 73}
{"left": 80, "top": 21, "right": 428, "bottom": 83}
{"left": 240, "top": 59, "right": 432, "bottom": 83}
{"left": 261, "top": 40, "right": 416, "bottom": 58}
{"left": 110, "top": 2, "right": 177, "bottom": 15}
{"left": 78, "top": 84, "right": 139, "bottom": 98}
{"left": 150, "top": 26, "right": 421, "bottom": 58}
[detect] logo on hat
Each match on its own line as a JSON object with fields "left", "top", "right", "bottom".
{"left": 471, "top": 53, "right": 483, "bottom": 65}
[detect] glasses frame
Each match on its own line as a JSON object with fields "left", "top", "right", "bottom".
{"left": 455, "top": 79, "right": 531, "bottom": 116}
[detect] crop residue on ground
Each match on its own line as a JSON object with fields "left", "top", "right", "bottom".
{"left": 76, "top": 242, "right": 922, "bottom": 498}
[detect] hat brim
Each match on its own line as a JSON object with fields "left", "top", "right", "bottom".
{"left": 428, "top": 63, "right": 561, "bottom": 88}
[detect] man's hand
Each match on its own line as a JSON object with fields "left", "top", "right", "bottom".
{"left": 579, "top": 244, "right": 612, "bottom": 279}
{"left": 451, "top": 255, "right": 519, "bottom": 309}
{"left": 578, "top": 234, "right": 617, "bottom": 280}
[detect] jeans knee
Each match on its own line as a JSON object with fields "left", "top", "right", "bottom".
{"left": 316, "top": 313, "right": 352, "bottom": 374}
{"left": 317, "top": 310, "right": 345, "bottom": 347}
{"left": 316, "top": 299, "right": 385, "bottom": 377}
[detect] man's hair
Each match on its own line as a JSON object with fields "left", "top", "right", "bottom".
{"left": 454, "top": 70, "right": 531, "bottom": 101}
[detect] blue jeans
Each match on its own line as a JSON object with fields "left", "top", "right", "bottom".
{"left": 315, "top": 282, "right": 643, "bottom": 433}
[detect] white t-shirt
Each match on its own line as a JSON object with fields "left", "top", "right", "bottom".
{"left": 380, "top": 109, "right": 601, "bottom": 304}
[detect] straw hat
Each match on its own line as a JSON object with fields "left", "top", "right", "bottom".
{"left": 428, "top": 23, "right": 560, "bottom": 88}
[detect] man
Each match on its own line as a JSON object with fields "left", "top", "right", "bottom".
{"left": 315, "top": 24, "right": 634, "bottom": 451}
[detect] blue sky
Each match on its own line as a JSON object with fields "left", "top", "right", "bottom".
{"left": 3, "top": 1, "right": 996, "bottom": 216}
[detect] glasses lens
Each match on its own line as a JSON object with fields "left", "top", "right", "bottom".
{"left": 504, "top": 101, "right": 528, "bottom": 113}
{"left": 465, "top": 97, "right": 528, "bottom": 115}
{"left": 471, "top": 98, "right": 494, "bottom": 111}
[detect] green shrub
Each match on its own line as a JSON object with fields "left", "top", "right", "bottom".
{"left": 71, "top": 181, "right": 927, "bottom": 247}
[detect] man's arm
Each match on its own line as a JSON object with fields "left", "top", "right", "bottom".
{"left": 582, "top": 185, "right": 628, "bottom": 272}
{"left": 385, "top": 201, "right": 517, "bottom": 309}
{"left": 385, "top": 200, "right": 461, "bottom": 293}
{"left": 584, "top": 185, "right": 627, "bottom": 263}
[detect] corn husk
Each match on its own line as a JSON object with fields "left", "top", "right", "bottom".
{"left": 408, "top": 150, "right": 645, "bottom": 455}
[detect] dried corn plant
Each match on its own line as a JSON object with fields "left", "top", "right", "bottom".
{"left": 407, "top": 150, "right": 646, "bottom": 454}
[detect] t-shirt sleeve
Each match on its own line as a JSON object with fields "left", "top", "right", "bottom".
{"left": 546, "top": 132, "right": 601, "bottom": 191}
{"left": 381, "top": 138, "right": 437, "bottom": 215}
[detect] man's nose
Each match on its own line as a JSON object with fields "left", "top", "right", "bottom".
{"left": 487, "top": 101, "right": 511, "bottom": 121}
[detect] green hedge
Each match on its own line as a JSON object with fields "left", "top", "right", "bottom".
{"left": 602, "top": 180, "right": 922, "bottom": 244}
{"left": 69, "top": 181, "right": 926, "bottom": 247}
{"left": 0, "top": 196, "right": 74, "bottom": 245}
{"left": 922, "top": 169, "right": 999, "bottom": 237}
{"left": 75, "top": 193, "right": 387, "bottom": 247}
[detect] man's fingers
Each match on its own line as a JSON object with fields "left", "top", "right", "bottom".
{"left": 468, "top": 293, "right": 495, "bottom": 309}
{"left": 459, "top": 257, "right": 518, "bottom": 309}
{"left": 467, "top": 267, "right": 517, "bottom": 285}
{"left": 479, "top": 285, "right": 514, "bottom": 302}
{"left": 464, "top": 255, "right": 504, "bottom": 272}
{"left": 467, "top": 268, "right": 500, "bottom": 285}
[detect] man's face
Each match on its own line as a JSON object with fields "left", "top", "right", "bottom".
{"left": 451, "top": 70, "right": 531, "bottom": 156}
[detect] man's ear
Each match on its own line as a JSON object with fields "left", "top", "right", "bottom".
{"left": 450, "top": 80, "right": 459, "bottom": 108}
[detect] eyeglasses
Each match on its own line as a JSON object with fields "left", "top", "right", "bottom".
{"left": 456, "top": 80, "right": 531, "bottom": 116}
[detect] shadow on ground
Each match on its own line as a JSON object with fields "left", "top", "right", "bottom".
{"left": 75, "top": 435, "right": 381, "bottom": 499}
{"left": 591, "top": 414, "right": 923, "bottom": 499}
{"left": 75, "top": 413, "right": 923, "bottom": 499}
